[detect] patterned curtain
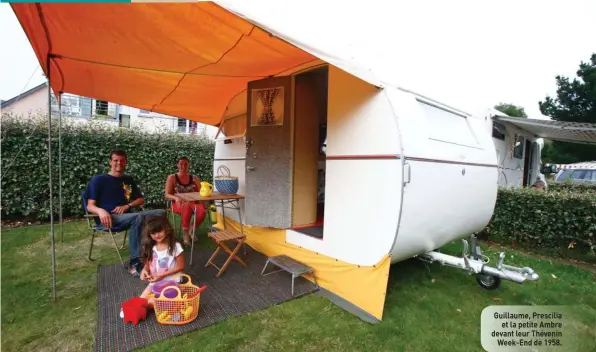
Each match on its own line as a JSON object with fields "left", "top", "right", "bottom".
{"left": 257, "top": 88, "right": 280, "bottom": 125}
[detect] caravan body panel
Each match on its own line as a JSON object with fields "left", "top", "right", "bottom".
{"left": 386, "top": 88, "right": 498, "bottom": 263}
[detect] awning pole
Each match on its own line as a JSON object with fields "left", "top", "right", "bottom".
{"left": 47, "top": 55, "right": 57, "bottom": 301}
{"left": 59, "top": 92, "right": 63, "bottom": 243}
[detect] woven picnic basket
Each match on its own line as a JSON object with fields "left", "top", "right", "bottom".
{"left": 152, "top": 274, "right": 206, "bottom": 326}
{"left": 214, "top": 165, "right": 239, "bottom": 195}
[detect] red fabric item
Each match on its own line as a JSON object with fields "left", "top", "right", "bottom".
{"left": 171, "top": 202, "right": 207, "bottom": 230}
{"left": 121, "top": 297, "right": 149, "bottom": 325}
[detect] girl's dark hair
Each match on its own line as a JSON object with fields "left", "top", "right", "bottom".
{"left": 141, "top": 215, "right": 177, "bottom": 265}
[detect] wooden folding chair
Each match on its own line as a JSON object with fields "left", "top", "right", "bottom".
{"left": 205, "top": 229, "right": 247, "bottom": 277}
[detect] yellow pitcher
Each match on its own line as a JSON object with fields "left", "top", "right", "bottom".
{"left": 200, "top": 182, "right": 213, "bottom": 197}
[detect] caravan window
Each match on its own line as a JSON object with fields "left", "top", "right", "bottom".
{"left": 492, "top": 122, "right": 506, "bottom": 140}
{"left": 513, "top": 134, "right": 524, "bottom": 159}
{"left": 417, "top": 99, "right": 478, "bottom": 147}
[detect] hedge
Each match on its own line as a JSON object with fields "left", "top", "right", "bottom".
{"left": 1, "top": 113, "right": 215, "bottom": 220}
{"left": 547, "top": 182, "right": 596, "bottom": 194}
{"left": 485, "top": 187, "right": 596, "bottom": 255}
{"left": 3, "top": 112, "right": 595, "bottom": 255}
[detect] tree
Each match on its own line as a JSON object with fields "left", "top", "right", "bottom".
{"left": 538, "top": 53, "right": 596, "bottom": 163}
{"left": 494, "top": 103, "right": 527, "bottom": 118}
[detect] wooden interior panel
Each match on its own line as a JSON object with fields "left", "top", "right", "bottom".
{"left": 292, "top": 72, "right": 322, "bottom": 226}
{"left": 222, "top": 114, "right": 246, "bottom": 137}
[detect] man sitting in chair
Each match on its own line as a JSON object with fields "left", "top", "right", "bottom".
{"left": 86, "top": 148, "right": 166, "bottom": 277}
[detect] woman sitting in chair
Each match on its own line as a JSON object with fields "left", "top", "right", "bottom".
{"left": 165, "top": 156, "right": 207, "bottom": 246}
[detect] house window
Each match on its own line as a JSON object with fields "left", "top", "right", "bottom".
{"left": 61, "top": 95, "right": 81, "bottom": 117}
{"left": 189, "top": 121, "right": 198, "bottom": 134}
{"left": 80, "top": 97, "right": 92, "bottom": 118}
{"left": 95, "top": 100, "right": 108, "bottom": 116}
{"left": 513, "top": 134, "right": 524, "bottom": 159}
{"left": 177, "top": 118, "right": 187, "bottom": 133}
{"left": 119, "top": 114, "right": 131, "bottom": 128}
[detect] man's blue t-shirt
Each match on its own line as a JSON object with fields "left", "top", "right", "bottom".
{"left": 87, "top": 173, "right": 143, "bottom": 214}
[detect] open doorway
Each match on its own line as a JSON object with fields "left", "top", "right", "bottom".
{"left": 522, "top": 139, "right": 532, "bottom": 187}
{"left": 291, "top": 66, "right": 328, "bottom": 239}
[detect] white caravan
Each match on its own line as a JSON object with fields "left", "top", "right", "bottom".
{"left": 485, "top": 108, "right": 546, "bottom": 188}
{"left": 213, "top": 66, "right": 540, "bottom": 295}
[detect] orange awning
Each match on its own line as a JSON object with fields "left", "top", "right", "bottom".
{"left": 10, "top": 2, "right": 317, "bottom": 126}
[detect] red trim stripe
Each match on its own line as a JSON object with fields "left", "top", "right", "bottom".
{"left": 325, "top": 154, "right": 400, "bottom": 160}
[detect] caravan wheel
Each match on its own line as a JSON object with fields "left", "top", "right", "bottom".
{"left": 476, "top": 274, "right": 501, "bottom": 290}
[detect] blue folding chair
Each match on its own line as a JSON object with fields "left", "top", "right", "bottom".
{"left": 82, "top": 189, "right": 129, "bottom": 266}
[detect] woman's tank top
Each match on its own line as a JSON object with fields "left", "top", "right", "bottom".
{"left": 174, "top": 174, "right": 199, "bottom": 194}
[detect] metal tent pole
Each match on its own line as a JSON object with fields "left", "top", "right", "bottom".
{"left": 58, "top": 92, "right": 63, "bottom": 242}
{"left": 47, "top": 56, "right": 57, "bottom": 301}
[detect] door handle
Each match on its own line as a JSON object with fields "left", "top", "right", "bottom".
{"left": 246, "top": 165, "right": 255, "bottom": 171}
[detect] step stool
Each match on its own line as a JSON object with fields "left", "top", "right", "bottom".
{"left": 261, "top": 254, "right": 319, "bottom": 297}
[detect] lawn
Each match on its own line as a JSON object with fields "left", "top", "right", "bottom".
{"left": 2, "top": 219, "right": 595, "bottom": 352}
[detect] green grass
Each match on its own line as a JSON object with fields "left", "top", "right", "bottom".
{"left": 2, "top": 220, "right": 595, "bottom": 352}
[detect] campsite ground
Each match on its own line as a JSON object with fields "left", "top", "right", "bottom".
{"left": 2, "top": 219, "right": 595, "bottom": 352}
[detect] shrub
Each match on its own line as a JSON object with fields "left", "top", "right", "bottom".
{"left": 547, "top": 182, "right": 596, "bottom": 194}
{"left": 486, "top": 187, "right": 596, "bottom": 255}
{"left": 1, "top": 112, "right": 215, "bottom": 220}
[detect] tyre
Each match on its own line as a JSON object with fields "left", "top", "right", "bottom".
{"left": 476, "top": 274, "right": 501, "bottom": 290}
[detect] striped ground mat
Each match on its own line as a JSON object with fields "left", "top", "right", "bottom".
{"left": 94, "top": 246, "right": 317, "bottom": 352}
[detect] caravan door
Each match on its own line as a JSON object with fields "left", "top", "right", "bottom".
{"left": 244, "top": 76, "right": 293, "bottom": 228}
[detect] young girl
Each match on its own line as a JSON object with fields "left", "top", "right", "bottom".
{"left": 139, "top": 215, "right": 185, "bottom": 308}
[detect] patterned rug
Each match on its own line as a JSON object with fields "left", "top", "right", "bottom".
{"left": 94, "top": 246, "right": 318, "bottom": 352}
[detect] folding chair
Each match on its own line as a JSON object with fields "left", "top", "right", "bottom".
{"left": 205, "top": 229, "right": 247, "bottom": 277}
{"left": 83, "top": 189, "right": 130, "bottom": 266}
{"left": 167, "top": 199, "right": 199, "bottom": 242}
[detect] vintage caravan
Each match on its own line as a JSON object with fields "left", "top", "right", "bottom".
{"left": 486, "top": 111, "right": 596, "bottom": 190}
{"left": 211, "top": 64, "right": 543, "bottom": 321}
{"left": 12, "top": 1, "right": 548, "bottom": 322}
{"left": 485, "top": 108, "right": 546, "bottom": 188}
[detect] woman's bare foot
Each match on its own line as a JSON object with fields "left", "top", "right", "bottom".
{"left": 183, "top": 230, "right": 191, "bottom": 246}
{"left": 183, "top": 230, "right": 198, "bottom": 246}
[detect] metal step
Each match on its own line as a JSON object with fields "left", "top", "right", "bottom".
{"left": 261, "top": 254, "right": 319, "bottom": 297}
